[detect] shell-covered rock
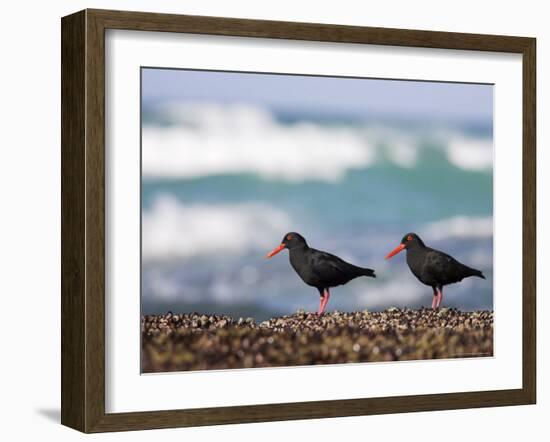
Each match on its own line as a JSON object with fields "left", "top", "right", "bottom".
{"left": 141, "top": 308, "right": 493, "bottom": 373}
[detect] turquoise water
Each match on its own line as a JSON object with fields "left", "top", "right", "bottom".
{"left": 141, "top": 105, "right": 493, "bottom": 320}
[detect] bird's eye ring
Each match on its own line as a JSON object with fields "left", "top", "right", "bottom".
{"left": 407, "top": 235, "right": 413, "bottom": 241}
{"left": 287, "top": 234, "right": 293, "bottom": 241}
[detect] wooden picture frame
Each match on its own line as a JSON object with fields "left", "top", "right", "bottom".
{"left": 61, "top": 8, "right": 536, "bottom": 433}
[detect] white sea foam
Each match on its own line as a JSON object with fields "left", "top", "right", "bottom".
{"left": 143, "top": 102, "right": 374, "bottom": 182}
{"left": 423, "top": 216, "right": 493, "bottom": 240}
{"left": 446, "top": 136, "right": 493, "bottom": 171}
{"left": 142, "top": 195, "right": 293, "bottom": 260}
{"left": 386, "top": 139, "right": 418, "bottom": 168}
{"left": 142, "top": 102, "right": 493, "bottom": 182}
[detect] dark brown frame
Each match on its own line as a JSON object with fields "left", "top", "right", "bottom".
{"left": 61, "top": 8, "right": 536, "bottom": 433}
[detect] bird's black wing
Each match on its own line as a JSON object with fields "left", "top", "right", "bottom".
{"left": 423, "top": 248, "right": 474, "bottom": 285}
{"left": 308, "top": 249, "right": 360, "bottom": 286}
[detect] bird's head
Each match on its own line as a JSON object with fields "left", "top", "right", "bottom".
{"left": 266, "top": 232, "right": 307, "bottom": 258}
{"left": 385, "top": 232, "right": 425, "bottom": 259}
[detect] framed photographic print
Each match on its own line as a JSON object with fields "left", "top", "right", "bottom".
{"left": 61, "top": 9, "right": 536, "bottom": 433}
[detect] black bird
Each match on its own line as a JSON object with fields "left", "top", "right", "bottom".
{"left": 266, "top": 232, "right": 376, "bottom": 315}
{"left": 385, "top": 233, "right": 485, "bottom": 309}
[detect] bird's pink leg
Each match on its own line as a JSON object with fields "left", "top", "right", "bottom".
{"left": 436, "top": 287, "right": 443, "bottom": 308}
{"left": 318, "top": 289, "right": 330, "bottom": 315}
{"left": 323, "top": 289, "right": 331, "bottom": 313}
{"left": 317, "top": 291, "right": 325, "bottom": 315}
{"left": 431, "top": 287, "right": 438, "bottom": 309}
{"left": 319, "top": 294, "right": 327, "bottom": 315}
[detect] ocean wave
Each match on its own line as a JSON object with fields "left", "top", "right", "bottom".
{"left": 446, "top": 136, "right": 493, "bottom": 171}
{"left": 143, "top": 102, "right": 374, "bottom": 182}
{"left": 142, "top": 102, "right": 493, "bottom": 182}
{"left": 142, "top": 195, "right": 293, "bottom": 260}
{"left": 423, "top": 216, "right": 493, "bottom": 240}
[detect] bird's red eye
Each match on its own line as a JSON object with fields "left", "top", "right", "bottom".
{"left": 287, "top": 234, "right": 293, "bottom": 241}
{"left": 407, "top": 235, "right": 413, "bottom": 241}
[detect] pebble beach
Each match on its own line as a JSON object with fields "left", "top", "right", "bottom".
{"left": 141, "top": 308, "right": 493, "bottom": 373}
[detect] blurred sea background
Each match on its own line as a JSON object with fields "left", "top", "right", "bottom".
{"left": 141, "top": 69, "right": 493, "bottom": 321}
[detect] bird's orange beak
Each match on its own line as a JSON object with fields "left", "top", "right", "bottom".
{"left": 385, "top": 243, "right": 405, "bottom": 259}
{"left": 266, "top": 243, "right": 285, "bottom": 259}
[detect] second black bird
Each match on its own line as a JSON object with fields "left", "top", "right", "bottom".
{"left": 385, "top": 233, "right": 485, "bottom": 309}
{"left": 266, "top": 232, "right": 376, "bottom": 315}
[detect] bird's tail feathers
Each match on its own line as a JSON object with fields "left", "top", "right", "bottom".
{"left": 360, "top": 267, "right": 376, "bottom": 278}
{"left": 470, "top": 268, "right": 486, "bottom": 279}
